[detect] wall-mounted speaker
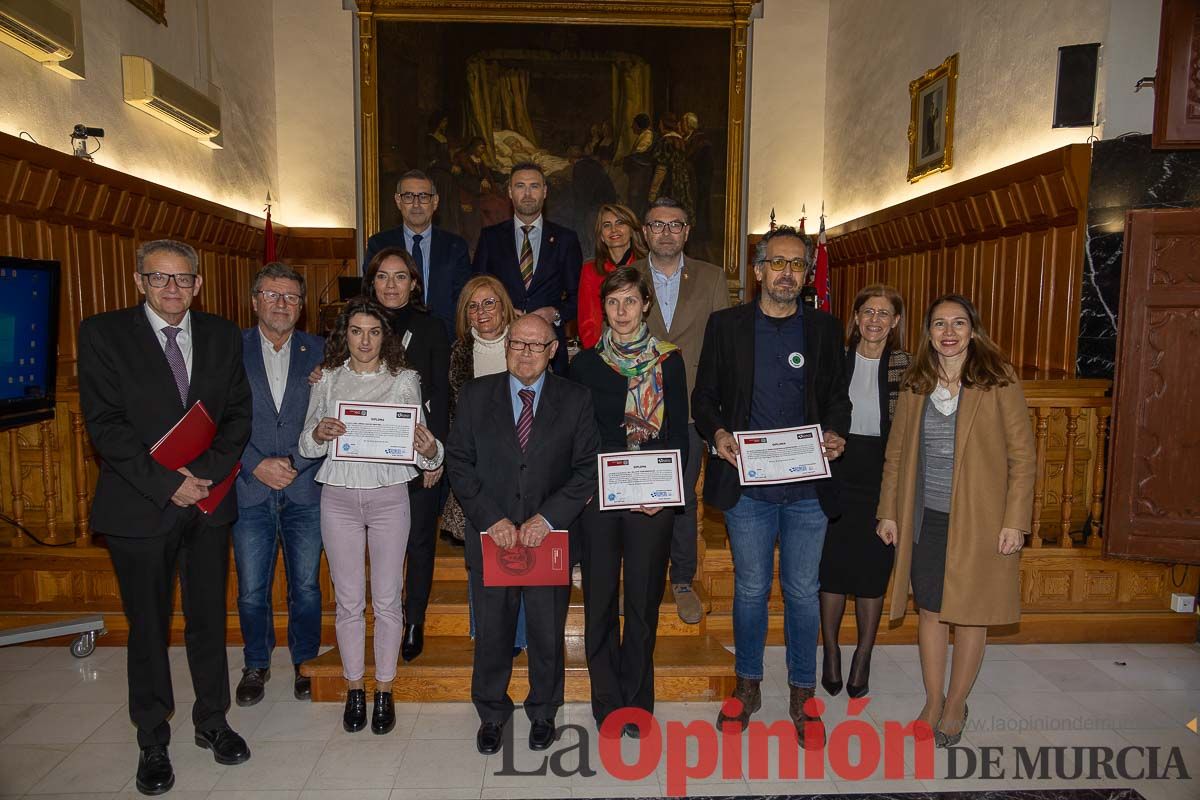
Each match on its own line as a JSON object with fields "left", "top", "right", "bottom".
{"left": 1054, "top": 43, "right": 1101, "bottom": 128}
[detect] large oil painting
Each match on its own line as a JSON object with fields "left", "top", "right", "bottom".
{"left": 375, "top": 21, "right": 731, "bottom": 264}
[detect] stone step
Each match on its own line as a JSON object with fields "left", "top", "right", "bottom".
{"left": 301, "top": 634, "right": 737, "bottom": 703}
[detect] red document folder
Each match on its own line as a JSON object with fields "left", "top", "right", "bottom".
{"left": 150, "top": 401, "right": 241, "bottom": 515}
{"left": 481, "top": 530, "right": 570, "bottom": 587}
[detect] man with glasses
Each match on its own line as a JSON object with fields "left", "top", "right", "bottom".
{"left": 230, "top": 263, "right": 326, "bottom": 707}
{"left": 78, "top": 239, "right": 253, "bottom": 794}
{"left": 633, "top": 196, "right": 728, "bottom": 625}
{"left": 472, "top": 162, "right": 582, "bottom": 374}
{"left": 446, "top": 313, "right": 599, "bottom": 755}
{"left": 366, "top": 169, "right": 471, "bottom": 338}
{"left": 691, "top": 226, "right": 850, "bottom": 747}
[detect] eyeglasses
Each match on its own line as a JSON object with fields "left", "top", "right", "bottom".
{"left": 398, "top": 192, "right": 436, "bottom": 205}
{"left": 467, "top": 298, "right": 499, "bottom": 314}
{"left": 507, "top": 339, "right": 554, "bottom": 353}
{"left": 255, "top": 289, "right": 303, "bottom": 306}
{"left": 858, "top": 308, "right": 893, "bottom": 320}
{"left": 645, "top": 220, "right": 687, "bottom": 234}
{"left": 140, "top": 272, "right": 198, "bottom": 288}
{"left": 758, "top": 257, "right": 807, "bottom": 273}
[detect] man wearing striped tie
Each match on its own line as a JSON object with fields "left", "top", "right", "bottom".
{"left": 471, "top": 162, "right": 582, "bottom": 374}
{"left": 445, "top": 314, "right": 599, "bottom": 756}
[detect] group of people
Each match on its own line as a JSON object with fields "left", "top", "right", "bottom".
{"left": 77, "top": 157, "right": 1035, "bottom": 797}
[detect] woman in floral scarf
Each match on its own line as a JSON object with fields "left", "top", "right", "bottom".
{"left": 568, "top": 266, "right": 689, "bottom": 737}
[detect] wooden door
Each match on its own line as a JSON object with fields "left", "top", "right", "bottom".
{"left": 1153, "top": 0, "right": 1200, "bottom": 148}
{"left": 1105, "top": 208, "right": 1200, "bottom": 563}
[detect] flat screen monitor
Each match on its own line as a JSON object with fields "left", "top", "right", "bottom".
{"left": 0, "top": 258, "right": 60, "bottom": 431}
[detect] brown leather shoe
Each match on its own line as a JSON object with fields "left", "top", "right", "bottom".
{"left": 790, "top": 686, "right": 826, "bottom": 749}
{"left": 715, "top": 677, "right": 761, "bottom": 732}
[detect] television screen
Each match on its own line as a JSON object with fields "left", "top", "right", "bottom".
{"left": 0, "top": 258, "right": 60, "bottom": 431}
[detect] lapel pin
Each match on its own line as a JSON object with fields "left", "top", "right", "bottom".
{"left": 300, "top": 345, "right": 307, "bottom": 352}
{"left": 549, "top": 236, "right": 555, "bottom": 244}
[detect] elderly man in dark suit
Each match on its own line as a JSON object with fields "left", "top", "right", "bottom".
{"left": 471, "top": 162, "right": 582, "bottom": 374}
{"left": 78, "top": 239, "right": 253, "bottom": 795}
{"left": 446, "top": 313, "right": 599, "bottom": 756}
{"left": 231, "top": 263, "right": 325, "bottom": 707}
{"left": 366, "top": 169, "right": 472, "bottom": 338}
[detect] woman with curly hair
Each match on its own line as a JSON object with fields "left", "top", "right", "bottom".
{"left": 876, "top": 294, "right": 1035, "bottom": 747}
{"left": 300, "top": 299, "right": 443, "bottom": 736}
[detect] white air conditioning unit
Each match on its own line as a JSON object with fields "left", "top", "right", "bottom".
{"left": 0, "top": 0, "right": 75, "bottom": 63}
{"left": 122, "top": 55, "right": 222, "bottom": 147}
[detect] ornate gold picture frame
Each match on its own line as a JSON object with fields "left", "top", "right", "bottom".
{"left": 907, "top": 53, "right": 957, "bottom": 183}
{"left": 126, "top": 0, "right": 166, "bottom": 25}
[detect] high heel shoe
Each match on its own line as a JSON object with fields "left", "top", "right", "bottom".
{"left": 845, "top": 649, "right": 870, "bottom": 698}
{"left": 935, "top": 703, "right": 967, "bottom": 748}
{"left": 820, "top": 647, "right": 843, "bottom": 696}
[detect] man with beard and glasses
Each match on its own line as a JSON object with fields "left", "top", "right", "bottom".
{"left": 472, "top": 162, "right": 582, "bottom": 374}
{"left": 632, "top": 197, "right": 728, "bottom": 626}
{"left": 691, "top": 226, "right": 850, "bottom": 748}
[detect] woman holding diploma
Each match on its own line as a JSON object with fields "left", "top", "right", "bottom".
{"left": 300, "top": 299, "right": 444, "bottom": 736}
{"left": 876, "top": 294, "right": 1035, "bottom": 747}
{"left": 818, "top": 284, "right": 910, "bottom": 698}
{"left": 569, "top": 266, "right": 689, "bottom": 735}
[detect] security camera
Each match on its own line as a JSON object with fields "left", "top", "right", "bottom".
{"left": 70, "top": 124, "right": 104, "bottom": 161}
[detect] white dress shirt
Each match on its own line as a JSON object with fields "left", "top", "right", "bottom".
{"left": 513, "top": 214, "right": 544, "bottom": 276}
{"left": 144, "top": 304, "right": 193, "bottom": 379}
{"left": 259, "top": 329, "right": 292, "bottom": 412}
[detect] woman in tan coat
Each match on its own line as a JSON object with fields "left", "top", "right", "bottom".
{"left": 876, "top": 294, "right": 1035, "bottom": 748}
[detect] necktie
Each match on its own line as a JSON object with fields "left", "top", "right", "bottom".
{"left": 163, "top": 326, "right": 189, "bottom": 406}
{"left": 519, "top": 225, "right": 534, "bottom": 289}
{"left": 411, "top": 233, "right": 426, "bottom": 299}
{"left": 516, "top": 388, "right": 535, "bottom": 451}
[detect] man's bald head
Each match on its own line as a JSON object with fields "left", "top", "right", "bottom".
{"left": 507, "top": 313, "right": 558, "bottom": 385}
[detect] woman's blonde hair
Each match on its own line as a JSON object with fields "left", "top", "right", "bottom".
{"left": 903, "top": 293, "right": 1014, "bottom": 394}
{"left": 454, "top": 274, "right": 515, "bottom": 342}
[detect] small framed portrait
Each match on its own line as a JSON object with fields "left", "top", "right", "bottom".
{"left": 907, "top": 53, "right": 958, "bottom": 182}
{"left": 126, "top": 0, "right": 166, "bottom": 26}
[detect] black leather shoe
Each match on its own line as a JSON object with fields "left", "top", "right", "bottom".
{"left": 371, "top": 691, "right": 395, "bottom": 734}
{"left": 135, "top": 745, "right": 174, "bottom": 796}
{"left": 293, "top": 663, "right": 311, "bottom": 700}
{"left": 343, "top": 688, "right": 367, "bottom": 733}
{"left": 528, "top": 718, "right": 556, "bottom": 751}
{"left": 477, "top": 721, "right": 504, "bottom": 755}
{"left": 401, "top": 623, "right": 424, "bottom": 662}
{"left": 194, "top": 726, "right": 250, "bottom": 765}
{"left": 235, "top": 667, "right": 270, "bottom": 707}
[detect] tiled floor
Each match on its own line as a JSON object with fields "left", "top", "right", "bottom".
{"left": 0, "top": 642, "right": 1197, "bottom": 799}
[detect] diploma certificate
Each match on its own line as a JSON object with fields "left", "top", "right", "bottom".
{"left": 735, "top": 425, "right": 830, "bottom": 485}
{"left": 330, "top": 401, "right": 418, "bottom": 464}
{"left": 598, "top": 449, "right": 684, "bottom": 510}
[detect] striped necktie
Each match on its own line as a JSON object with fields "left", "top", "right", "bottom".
{"left": 519, "top": 225, "right": 534, "bottom": 288}
{"left": 516, "top": 388, "right": 535, "bottom": 451}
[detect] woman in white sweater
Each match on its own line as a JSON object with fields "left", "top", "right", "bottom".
{"left": 300, "top": 299, "right": 443, "bottom": 735}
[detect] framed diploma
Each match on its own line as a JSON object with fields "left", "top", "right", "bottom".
{"left": 597, "top": 449, "right": 685, "bottom": 511}
{"left": 330, "top": 401, "right": 418, "bottom": 464}
{"left": 735, "top": 425, "right": 830, "bottom": 485}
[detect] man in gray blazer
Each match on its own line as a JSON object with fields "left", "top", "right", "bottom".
{"left": 633, "top": 197, "right": 730, "bottom": 624}
{"left": 232, "top": 263, "right": 326, "bottom": 706}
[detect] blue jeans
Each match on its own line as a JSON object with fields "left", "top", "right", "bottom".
{"left": 232, "top": 494, "right": 324, "bottom": 669}
{"left": 724, "top": 495, "right": 827, "bottom": 688}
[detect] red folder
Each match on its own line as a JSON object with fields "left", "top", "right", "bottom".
{"left": 150, "top": 401, "right": 241, "bottom": 515}
{"left": 481, "top": 530, "right": 570, "bottom": 587}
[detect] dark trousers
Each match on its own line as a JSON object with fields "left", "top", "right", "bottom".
{"left": 466, "top": 536, "right": 570, "bottom": 724}
{"left": 105, "top": 514, "right": 231, "bottom": 748}
{"left": 580, "top": 501, "right": 672, "bottom": 722}
{"left": 669, "top": 423, "right": 703, "bottom": 585}
{"left": 404, "top": 475, "right": 443, "bottom": 625}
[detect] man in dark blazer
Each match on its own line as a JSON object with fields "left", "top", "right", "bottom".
{"left": 691, "top": 226, "right": 850, "bottom": 747}
{"left": 231, "top": 263, "right": 325, "bottom": 707}
{"left": 471, "top": 162, "right": 582, "bottom": 374}
{"left": 445, "top": 314, "right": 599, "bottom": 756}
{"left": 78, "top": 239, "right": 253, "bottom": 795}
{"left": 366, "top": 169, "right": 471, "bottom": 338}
